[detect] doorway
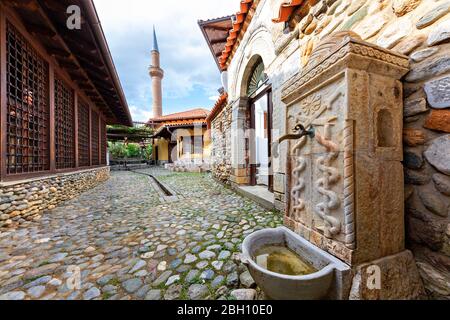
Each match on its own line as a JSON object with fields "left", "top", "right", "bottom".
{"left": 249, "top": 89, "right": 273, "bottom": 192}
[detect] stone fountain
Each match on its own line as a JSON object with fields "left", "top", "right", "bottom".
{"left": 243, "top": 31, "right": 425, "bottom": 300}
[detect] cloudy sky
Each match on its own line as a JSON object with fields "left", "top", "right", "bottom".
{"left": 93, "top": 0, "right": 237, "bottom": 122}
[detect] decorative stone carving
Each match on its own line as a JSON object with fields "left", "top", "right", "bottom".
{"left": 282, "top": 32, "right": 409, "bottom": 265}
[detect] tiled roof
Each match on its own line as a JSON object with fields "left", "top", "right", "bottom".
{"left": 152, "top": 120, "right": 207, "bottom": 138}
{"left": 213, "top": 0, "right": 305, "bottom": 70}
{"left": 272, "top": 0, "right": 305, "bottom": 23}
{"left": 219, "top": 0, "right": 256, "bottom": 71}
{"left": 206, "top": 93, "right": 228, "bottom": 123}
{"left": 148, "top": 108, "right": 210, "bottom": 123}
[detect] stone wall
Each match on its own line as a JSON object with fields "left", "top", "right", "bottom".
{"left": 211, "top": 104, "right": 233, "bottom": 183}
{"left": 0, "top": 167, "right": 110, "bottom": 230}
{"left": 224, "top": 0, "right": 450, "bottom": 299}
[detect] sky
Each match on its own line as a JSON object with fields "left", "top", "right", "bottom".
{"left": 93, "top": 0, "right": 237, "bottom": 122}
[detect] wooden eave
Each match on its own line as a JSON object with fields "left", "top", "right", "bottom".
{"left": 5, "top": 0, "right": 132, "bottom": 126}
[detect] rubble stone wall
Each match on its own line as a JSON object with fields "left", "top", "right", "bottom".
{"left": 211, "top": 104, "right": 233, "bottom": 183}
{"left": 0, "top": 167, "right": 110, "bottom": 230}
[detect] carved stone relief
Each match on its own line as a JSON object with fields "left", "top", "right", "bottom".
{"left": 282, "top": 31, "right": 409, "bottom": 265}
{"left": 287, "top": 82, "right": 350, "bottom": 244}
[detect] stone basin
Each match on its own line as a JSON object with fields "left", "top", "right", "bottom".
{"left": 242, "top": 227, "right": 351, "bottom": 300}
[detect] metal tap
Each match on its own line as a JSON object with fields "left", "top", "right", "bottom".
{"left": 272, "top": 124, "right": 315, "bottom": 158}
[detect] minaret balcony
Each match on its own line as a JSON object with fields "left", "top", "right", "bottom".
{"left": 149, "top": 66, "right": 164, "bottom": 78}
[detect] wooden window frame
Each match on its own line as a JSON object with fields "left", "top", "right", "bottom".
{"left": 0, "top": 6, "right": 107, "bottom": 182}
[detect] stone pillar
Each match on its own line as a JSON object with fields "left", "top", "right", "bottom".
{"left": 281, "top": 31, "right": 425, "bottom": 299}
{"left": 230, "top": 97, "right": 250, "bottom": 185}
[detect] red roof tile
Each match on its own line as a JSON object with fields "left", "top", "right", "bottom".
{"left": 148, "top": 108, "right": 210, "bottom": 123}
{"left": 272, "top": 0, "right": 306, "bottom": 23}
{"left": 219, "top": 0, "right": 256, "bottom": 71}
{"left": 206, "top": 93, "right": 228, "bottom": 123}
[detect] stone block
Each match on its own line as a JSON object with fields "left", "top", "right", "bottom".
{"left": 424, "top": 109, "right": 450, "bottom": 133}
{"left": 349, "top": 250, "right": 426, "bottom": 300}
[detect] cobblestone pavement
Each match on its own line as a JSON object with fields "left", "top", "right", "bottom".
{"left": 0, "top": 168, "right": 282, "bottom": 300}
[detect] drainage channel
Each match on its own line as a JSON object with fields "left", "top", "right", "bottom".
{"left": 130, "top": 170, "right": 180, "bottom": 202}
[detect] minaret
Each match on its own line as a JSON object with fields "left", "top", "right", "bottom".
{"left": 149, "top": 26, "right": 164, "bottom": 118}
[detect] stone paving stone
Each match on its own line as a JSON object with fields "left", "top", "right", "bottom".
{"left": 0, "top": 169, "right": 283, "bottom": 300}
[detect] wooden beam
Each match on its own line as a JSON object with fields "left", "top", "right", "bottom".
{"left": 204, "top": 25, "right": 231, "bottom": 32}
{"left": 26, "top": 23, "right": 56, "bottom": 38}
{"left": 210, "top": 37, "right": 228, "bottom": 45}
{"left": 76, "top": 54, "right": 104, "bottom": 69}
{"left": 78, "top": 84, "right": 94, "bottom": 90}
{"left": 87, "top": 69, "right": 110, "bottom": 82}
{"left": 46, "top": 46, "right": 70, "bottom": 58}
{"left": 7, "top": 0, "right": 39, "bottom": 11}
{"left": 40, "top": 0, "right": 68, "bottom": 13}
{"left": 63, "top": 35, "right": 98, "bottom": 55}
{"left": 57, "top": 59, "right": 79, "bottom": 70}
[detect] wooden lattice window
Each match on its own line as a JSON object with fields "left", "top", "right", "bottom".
{"left": 91, "top": 111, "right": 99, "bottom": 165}
{"left": 78, "top": 101, "right": 90, "bottom": 167}
{"left": 6, "top": 22, "right": 50, "bottom": 175}
{"left": 54, "top": 76, "right": 75, "bottom": 169}
{"left": 100, "top": 119, "right": 107, "bottom": 165}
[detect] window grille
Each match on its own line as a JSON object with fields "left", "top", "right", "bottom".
{"left": 54, "top": 76, "right": 75, "bottom": 169}
{"left": 6, "top": 22, "right": 50, "bottom": 175}
{"left": 91, "top": 111, "right": 99, "bottom": 165}
{"left": 78, "top": 101, "right": 90, "bottom": 167}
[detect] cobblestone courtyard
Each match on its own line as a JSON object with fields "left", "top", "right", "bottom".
{"left": 0, "top": 169, "right": 282, "bottom": 300}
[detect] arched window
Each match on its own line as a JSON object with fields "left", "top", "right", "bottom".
{"left": 247, "top": 58, "right": 267, "bottom": 97}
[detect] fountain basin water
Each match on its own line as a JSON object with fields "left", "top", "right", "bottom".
{"left": 242, "top": 227, "right": 352, "bottom": 300}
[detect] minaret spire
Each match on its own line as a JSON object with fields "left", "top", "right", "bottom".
{"left": 149, "top": 26, "right": 164, "bottom": 118}
{"left": 152, "top": 25, "right": 159, "bottom": 52}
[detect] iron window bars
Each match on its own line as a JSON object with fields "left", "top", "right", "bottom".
{"left": 6, "top": 22, "right": 50, "bottom": 175}
{"left": 54, "top": 76, "right": 75, "bottom": 169}
{"left": 91, "top": 110, "right": 99, "bottom": 165}
{"left": 78, "top": 100, "right": 90, "bottom": 167}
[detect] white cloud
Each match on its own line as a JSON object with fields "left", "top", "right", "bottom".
{"left": 129, "top": 105, "right": 152, "bottom": 123}
{"left": 93, "top": 0, "right": 237, "bottom": 120}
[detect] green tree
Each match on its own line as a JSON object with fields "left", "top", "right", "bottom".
{"left": 108, "top": 142, "right": 127, "bottom": 159}
{"left": 126, "top": 143, "right": 141, "bottom": 158}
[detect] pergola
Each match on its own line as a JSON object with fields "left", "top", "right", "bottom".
{"left": 107, "top": 122, "right": 154, "bottom": 143}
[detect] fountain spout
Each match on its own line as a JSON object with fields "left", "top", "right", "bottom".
{"left": 272, "top": 124, "right": 315, "bottom": 158}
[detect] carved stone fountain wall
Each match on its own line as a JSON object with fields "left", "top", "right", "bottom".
{"left": 281, "top": 32, "right": 425, "bottom": 299}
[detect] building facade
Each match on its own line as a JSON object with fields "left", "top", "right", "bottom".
{"left": 0, "top": 0, "right": 131, "bottom": 229}
{"left": 150, "top": 109, "right": 211, "bottom": 169}
{"left": 203, "top": 0, "right": 450, "bottom": 299}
